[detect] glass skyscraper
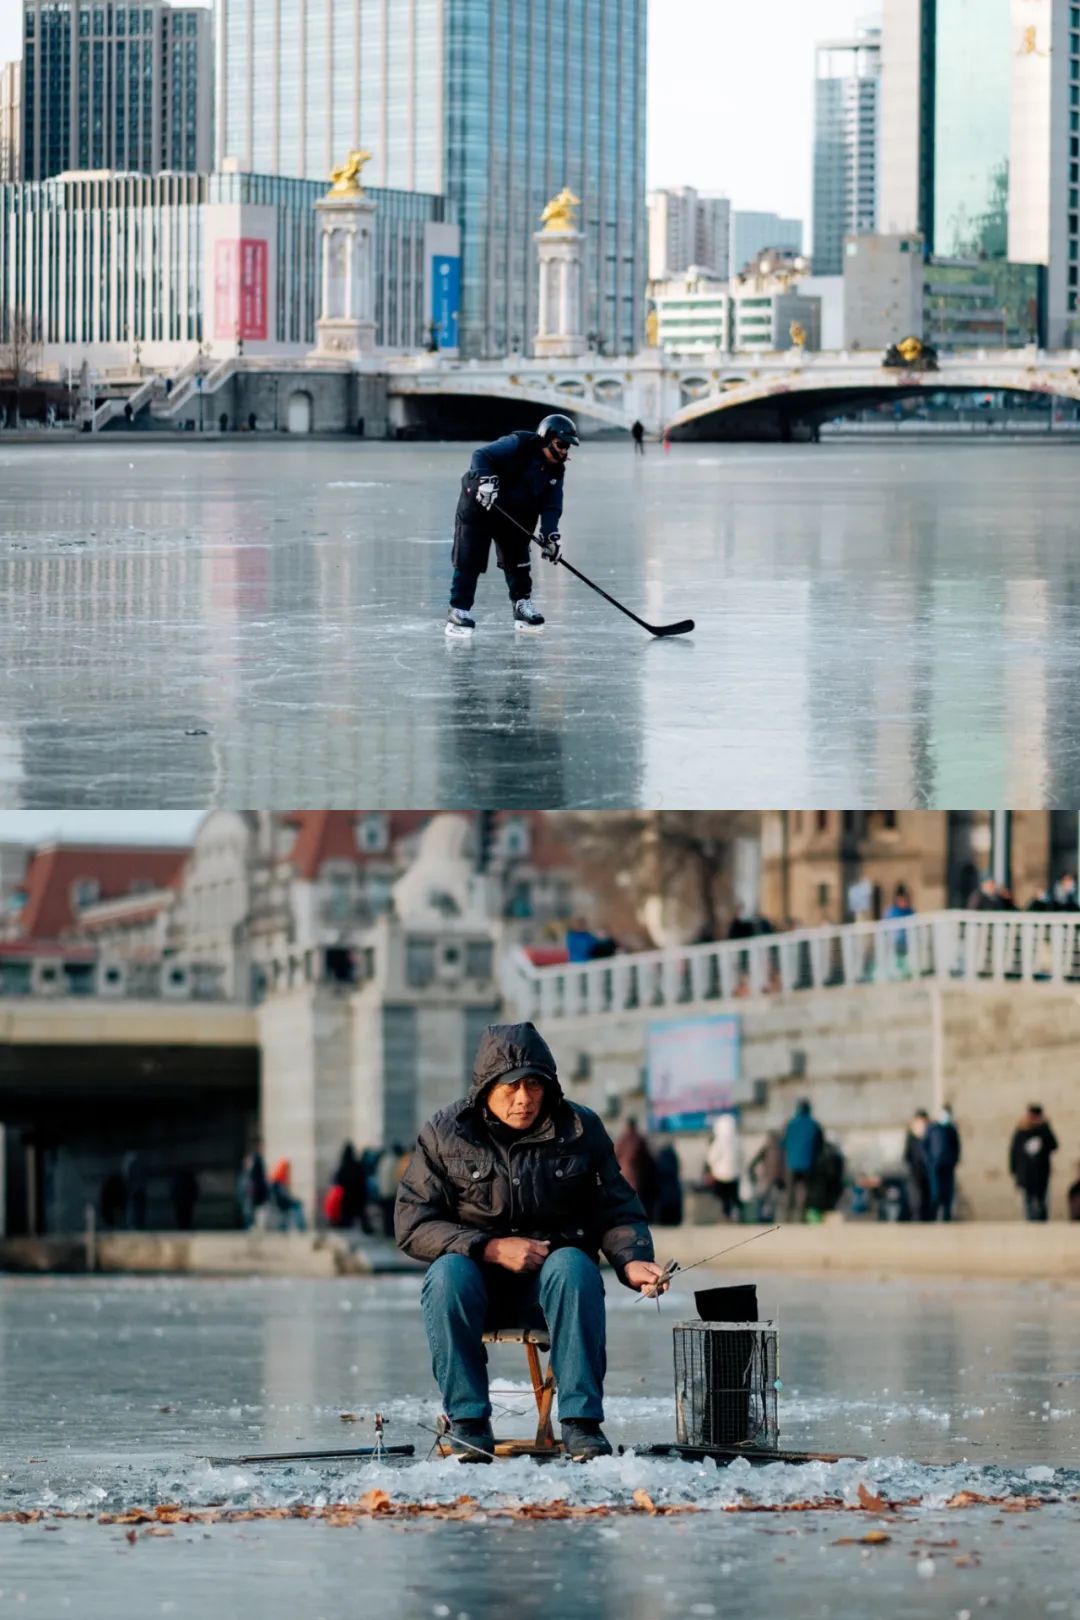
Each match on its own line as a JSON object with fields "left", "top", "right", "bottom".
{"left": 19, "top": 0, "right": 213, "bottom": 182}
{"left": 812, "top": 30, "right": 880, "bottom": 276}
{"left": 932, "top": 0, "right": 1010, "bottom": 258}
{"left": 216, "top": 0, "right": 647, "bottom": 358}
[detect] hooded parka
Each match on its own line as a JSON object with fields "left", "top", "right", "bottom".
{"left": 395, "top": 1022, "right": 653, "bottom": 1285}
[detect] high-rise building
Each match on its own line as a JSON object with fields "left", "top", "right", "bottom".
{"left": 0, "top": 62, "right": 21, "bottom": 184}
{"left": 215, "top": 0, "right": 648, "bottom": 359}
{"left": 647, "top": 187, "right": 731, "bottom": 281}
{"left": 934, "top": 0, "right": 1010, "bottom": 258}
{"left": 729, "top": 210, "right": 803, "bottom": 277}
{"left": 878, "top": 0, "right": 1009, "bottom": 257}
{"left": 813, "top": 28, "right": 881, "bottom": 276}
{"left": 18, "top": 0, "right": 212, "bottom": 181}
{"left": 878, "top": 0, "right": 1073, "bottom": 342}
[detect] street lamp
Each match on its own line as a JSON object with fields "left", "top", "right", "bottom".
{"left": 196, "top": 340, "right": 210, "bottom": 433}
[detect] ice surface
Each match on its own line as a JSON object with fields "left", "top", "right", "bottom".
{"left": 4, "top": 1271, "right": 1080, "bottom": 1619}
{"left": 3, "top": 440, "right": 1080, "bottom": 807}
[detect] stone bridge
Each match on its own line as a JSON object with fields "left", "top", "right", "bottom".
{"left": 385, "top": 348, "right": 1080, "bottom": 440}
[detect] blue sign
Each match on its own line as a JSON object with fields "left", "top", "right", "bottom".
{"left": 432, "top": 255, "right": 460, "bottom": 350}
{"left": 646, "top": 1014, "right": 742, "bottom": 1133}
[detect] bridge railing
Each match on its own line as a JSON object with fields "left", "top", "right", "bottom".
{"left": 502, "top": 910, "right": 1080, "bottom": 1022}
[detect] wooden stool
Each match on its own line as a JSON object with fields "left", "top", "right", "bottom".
{"left": 484, "top": 1326, "right": 561, "bottom": 1456}
{"left": 437, "top": 1326, "right": 562, "bottom": 1458}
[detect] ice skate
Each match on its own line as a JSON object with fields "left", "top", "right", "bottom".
{"left": 445, "top": 607, "right": 476, "bottom": 640}
{"left": 513, "top": 598, "right": 545, "bottom": 633}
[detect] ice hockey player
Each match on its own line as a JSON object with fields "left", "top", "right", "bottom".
{"left": 445, "top": 414, "right": 580, "bottom": 637}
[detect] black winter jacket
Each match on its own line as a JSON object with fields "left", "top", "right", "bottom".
{"left": 456, "top": 432, "right": 565, "bottom": 540}
{"left": 1009, "top": 1121, "right": 1059, "bottom": 1193}
{"left": 394, "top": 1022, "right": 653, "bottom": 1286}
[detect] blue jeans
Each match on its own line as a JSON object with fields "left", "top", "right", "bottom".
{"left": 421, "top": 1248, "right": 606, "bottom": 1423}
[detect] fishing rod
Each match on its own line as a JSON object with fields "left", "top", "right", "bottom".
{"left": 207, "top": 1411, "right": 415, "bottom": 1467}
{"left": 636, "top": 1225, "right": 782, "bottom": 1307}
{"left": 492, "top": 502, "right": 695, "bottom": 640}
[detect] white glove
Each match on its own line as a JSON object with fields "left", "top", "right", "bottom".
{"left": 475, "top": 475, "right": 499, "bottom": 511}
{"left": 539, "top": 531, "right": 561, "bottom": 563}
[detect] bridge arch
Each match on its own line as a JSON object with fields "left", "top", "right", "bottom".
{"left": 387, "top": 371, "right": 633, "bottom": 439}
{"left": 665, "top": 364, "right": 1080, "bottom": 441}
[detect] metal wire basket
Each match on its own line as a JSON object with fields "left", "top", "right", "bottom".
{"left": 673, "top": 1320, "right": 779, "bottom": 1451}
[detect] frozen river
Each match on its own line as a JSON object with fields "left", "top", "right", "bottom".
{"left": 2, "top": 1270, "right": 1080, "bottom": 1619}
{"left": 3, "top": 439, "right": 1080, "bottom": 808}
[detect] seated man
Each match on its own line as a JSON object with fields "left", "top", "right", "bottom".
{"left": 395, "top": 1021, "right": 668, "bottom": 1462}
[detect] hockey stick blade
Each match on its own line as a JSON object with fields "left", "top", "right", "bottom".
{"left": 490, "top": 501, "right": 695, "bottom": 639}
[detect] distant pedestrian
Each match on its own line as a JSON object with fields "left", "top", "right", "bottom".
{"left": 706, "top": 1111, "right": 742, "bottom": 1220}
{"left": 269, "top": 1158, "right": 306, "bottom": 1231}
{"left": 886, "top": 884, "right": 915, "bottom": 974}
{"left": 728, "top": 904, "right": 756, "bottom": 941}
{"left": 122, "top": 1150, "right": 148, "bottom": 1231}
{"left": 808, "top": 1138, "right": 846, "bottom": 1217}
{"left": 782, "top": 1100, "right": 823, "bottom": 1222}
{"left": 238, "top": 1143, "right": 270, "bottom": 1229}
{"left": 1054, "top": 872, "right": 1079, "bottom": 911}
{"left": 653, "top": 1143, "right": 683, "bottom": 1226}
{"left": 565, "top": 918, "right": 600, "bottom": 963}
{"left": 170, "top": 1167, "right": 199, "bottom": 1231}
{"left": 1009, "top": 1104, "right": 1058, "bottom": 1222}
{"left": 748, "top": 1131, "right": 785, "bottom": 1223}
{"left": 376, "top": 1144, "right": 406, "bottom": 1237}
{"left": 925, "top": 1105, "right": 961, "bottom": 1221}
{"left": 630, "top": 419, "right": 646, "bottom": 456}
{"left": 903, "top": 1108, "right": 932, "bottom": 1221}
{"left": 1068, "top": 1161, "right": 1080, "bottom": 1222}
{"left": 332, "top": 1142, "right": 369, "bottom": 1230}
{"left": 614, "top": 1117, "right": 657, "bottom": 1217}
{"left": 966, "top": 876, "right": 1015, "bottom": 911}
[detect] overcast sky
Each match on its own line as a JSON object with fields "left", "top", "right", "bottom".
{"left": 0, "top": 0, "right": 871, "bottom": 223}
{"left": 0, "top": 812, "right": 204, "bottom": 847}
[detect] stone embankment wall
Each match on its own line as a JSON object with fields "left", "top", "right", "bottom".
{"left": 542, "top": 981, "right": 1080, "bottom": 1220}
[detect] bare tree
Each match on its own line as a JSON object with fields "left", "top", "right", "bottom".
{"left": 0, "top": 308, "right": 43, "bottom": 425}
{"left": 566, "top": 812, "right": 762, "bottom": 947}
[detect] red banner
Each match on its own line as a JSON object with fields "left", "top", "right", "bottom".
{"left": 214, "top": 238, "right": 268, "bottom": 341}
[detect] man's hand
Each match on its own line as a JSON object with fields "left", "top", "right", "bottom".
{"left": 475, "top": 475, "right": 500, "bottom": 511}
{"left": 538, "top": 531, "right": 561, "bottom": 563}
{"left": 625, "top": 1260, "right": 670, "bottom": 1296}
{"left": 483, "top": 1236, "right": 551, "bottom": 1273}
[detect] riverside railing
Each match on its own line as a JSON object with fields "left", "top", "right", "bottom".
{"left": 502, "top": 911, "right": 1080, "bottom": 1023}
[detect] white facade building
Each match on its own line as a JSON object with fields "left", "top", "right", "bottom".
{"left": 1007, "top": 0, "right": 1074, "bottom": 346}
{"left": 0, "top": 169, "right": 456, "bottom": 372}
{"left": 877, "top": 0, "right": 928, "bottom": 235}
{"left": 653, "top": 269, "right": 730, "bottom": 355}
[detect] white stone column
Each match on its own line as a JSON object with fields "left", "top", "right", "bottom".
{"left": 534, "top": 228, "right": 586, "bottom": 359}
{"left": 312, "top": 191, "right": 377, "bottom": 358}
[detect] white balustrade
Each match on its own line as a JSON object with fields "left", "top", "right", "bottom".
{"left": 505, "top": 911, "right": 1080, "bottom": 1022}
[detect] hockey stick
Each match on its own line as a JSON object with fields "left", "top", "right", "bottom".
{"left": 491, "top": 502, "right": 695, "bottom": 639}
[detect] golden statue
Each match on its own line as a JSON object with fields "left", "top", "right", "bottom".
{"left": 540, "top": 187, "right": 582, "bottom": 233}
{"left": 329, "top": 150, "right": 373, "bottom": 195}
{"left": 645, "top": 308, "right": 659, "bottom": 348}
{"left": 896, "top": 335, "right": 924, "bottom": 364}
{"left": 1018, "top": 25, "right": 1045, "bottom": 56}
{"left": 789, "top": 321, "right": 807, "bottom": 350}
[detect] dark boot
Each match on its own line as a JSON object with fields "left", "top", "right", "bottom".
{"left": 446, "top": 1418, "right": 495, "bottom": 1463}
{"left": 560, "top": 1419, "right": 612, "bottom": 1462}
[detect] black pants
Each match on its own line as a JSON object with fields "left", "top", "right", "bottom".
{"left": 1023, "top": 1189, "right": 1049, "bottom": 1221}
{"left": 450, "top": 517, "right": 533, "bottom": 610}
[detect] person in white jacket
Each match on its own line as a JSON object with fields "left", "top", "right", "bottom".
{"left": 706, "top": 1111, "right": 741, "bottom": 1221}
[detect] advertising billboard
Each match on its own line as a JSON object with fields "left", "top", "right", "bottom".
{"left": 646, "top": 1014, "right": 742, "bottom": 1132}
{"left": 214, "top": 238, "right": 269, "bottom": 342}
{"left": 432, "top": 254, "right": 460, "bottom": 350}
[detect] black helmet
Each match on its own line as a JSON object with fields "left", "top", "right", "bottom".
{"left": 537, "top": 413, "right": 580, "bottom": 447}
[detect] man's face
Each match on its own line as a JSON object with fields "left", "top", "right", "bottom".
{"left": 543, "top": 437, "right": 571, "bottom": 466}
{"left": 486, "top": 1075, "right": 547, "bottom": 1131}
